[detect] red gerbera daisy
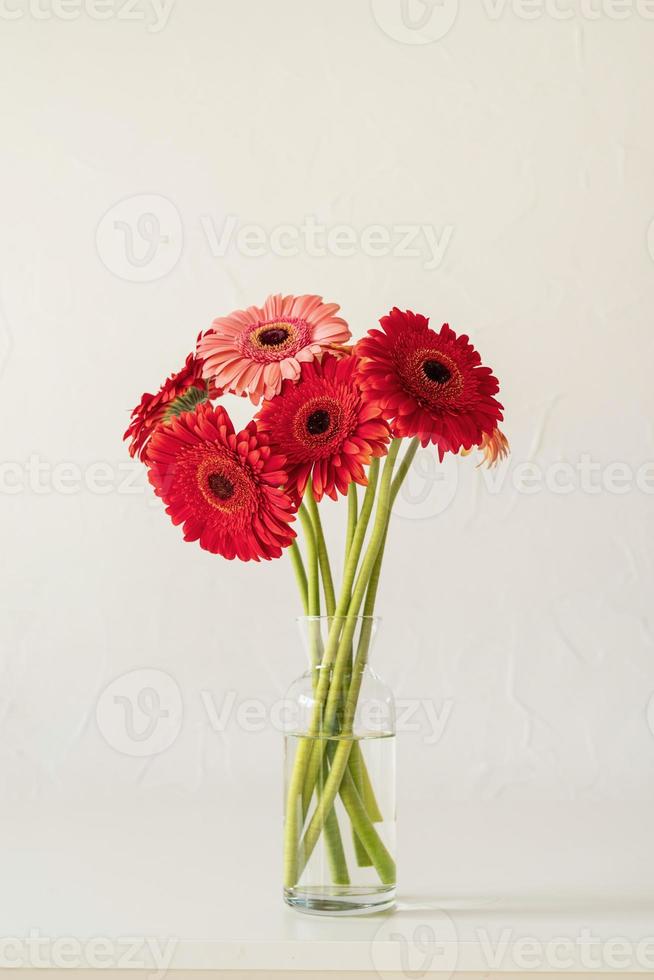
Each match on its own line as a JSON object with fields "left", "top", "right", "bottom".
{"left": 256, "top": 353, "right": 390, "bottom": 502}
{"left": 146, "top": 403, "right": 296, "bottom": 561}
{"left": 356, "top": 308, "right": 503, "bottom": 459}
{"left": 124, "top": 352, "right": 216, "bottom": 461}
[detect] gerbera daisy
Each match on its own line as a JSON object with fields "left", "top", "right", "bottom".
{"left": 197, "top": 293, "right": 350, "bottom": 404}
{"left": 256, "top": 353, "right": 390, "bottom": 502}
{"left": 124, "top": 351, "right": 215, "bottom": 461}
{"left": 356, "top": 308, "right": 503, "bottom": 459}
{"left": 147, "top": 403, "right": 296, "bottom": 561}
{"left": 478, "top": 427, "right": 510, "bottom": 467}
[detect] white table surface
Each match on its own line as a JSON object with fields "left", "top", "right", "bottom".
{"left": 1, "top": 798, "right": 652, "bottom": 975}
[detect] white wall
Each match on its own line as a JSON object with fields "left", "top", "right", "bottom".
{"left": 1, "top": 0, "right": 653, "bottom": 908}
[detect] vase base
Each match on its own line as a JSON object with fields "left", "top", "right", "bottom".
{"left": 284, "top": 884, "right": 396, "bottom": 916}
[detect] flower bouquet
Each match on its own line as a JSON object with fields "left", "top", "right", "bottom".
{"left": 125, "top": 294, "right": 507, "bottom": 915}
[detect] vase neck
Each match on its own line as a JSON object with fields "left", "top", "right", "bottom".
{"left": 298, "top": 616, "right": 380, "bottom": 670}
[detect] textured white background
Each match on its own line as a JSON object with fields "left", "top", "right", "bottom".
{"left": 1, "top": 0, "right": 653, "bottom": 922}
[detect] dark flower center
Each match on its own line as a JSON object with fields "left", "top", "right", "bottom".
{"left": 259, "top": 327, "right": 289, "bottom": 346}
{"left": 207, "top": 472, "right": 234, "bottom": 500}
{"left": 306, "top": 409, "right": 331, "bottom": 436}
{"left": 423, "top": 359, "right": 451, "bottom": 384}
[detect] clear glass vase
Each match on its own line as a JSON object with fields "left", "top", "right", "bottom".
{"left": 283, "top": 616, "right": 396, "bottom": 915}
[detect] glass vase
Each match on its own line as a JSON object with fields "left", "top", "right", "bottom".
{"left": 283, "top": 616, "right": 396, "bottom": 915}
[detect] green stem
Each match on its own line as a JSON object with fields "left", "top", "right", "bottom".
{"left": 320, "top": 755, "right": 350, "bottom": 885}
{"left": 349, "top": 438, "right": 420, "bottom": 829}
{"left": 347, "top": 740, "right": 378, "bottom": 866}
{"left": 341, "top": 483, "right": 358, "bottom": 751}
{"left": 296, "top": 616, "right": 394, "bottom": 883}
{"left": 344, "top": 483, "right": 378, "bottom": 860}
{"left": 339, "top": 769, "right": 395, "bottom": 881}
{"left": 289, "top": 541, "right": 309, "bottom": 615}
{"left": 293, "top": 499, "right": 349, "bottom": 887}
{"left": 298, "top": 461, "right": 381, "bottom": 815}
{"left": 363, "top": 436, "right": 420, "bottom": 613}
{"left": 298, "top": 502, "right": 321, "bottom": 692}
{"left": 293, "top": 438, "right": 419, "bottom": 884}
{"left": 298, "top": 501, "right": 320, "bottom": 622}
{"left": 300, "top": 460, "right": 381, "bottom": 733}
{"left": 353, "top": 744, "right": 383, "bottom": 822}
{"left": 291, "top": 442, "right": 402, "bottom": 884}
{"left": 345, "top": 483, "right": 358, "bottom": 560}
{"left": 284, "top": 461, "right": 381, "bottom": 889}
{"left": 391, "top": 437, "right": 420, "bottom": 508}
{"left": 346, "top": 440, "right": 420, "bottom": 858}
{"left": 318, "top": 442, "right": 401, "bottom": 738}
{"left": 308, "top": 487, "right": 369, "bottom": 833}
{"left": 305, "top": 489, "right": 336, "bottom": 618}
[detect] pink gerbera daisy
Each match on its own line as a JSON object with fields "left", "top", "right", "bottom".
{"left": 197, "top": 293, "right": 350, "bottom": 404}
